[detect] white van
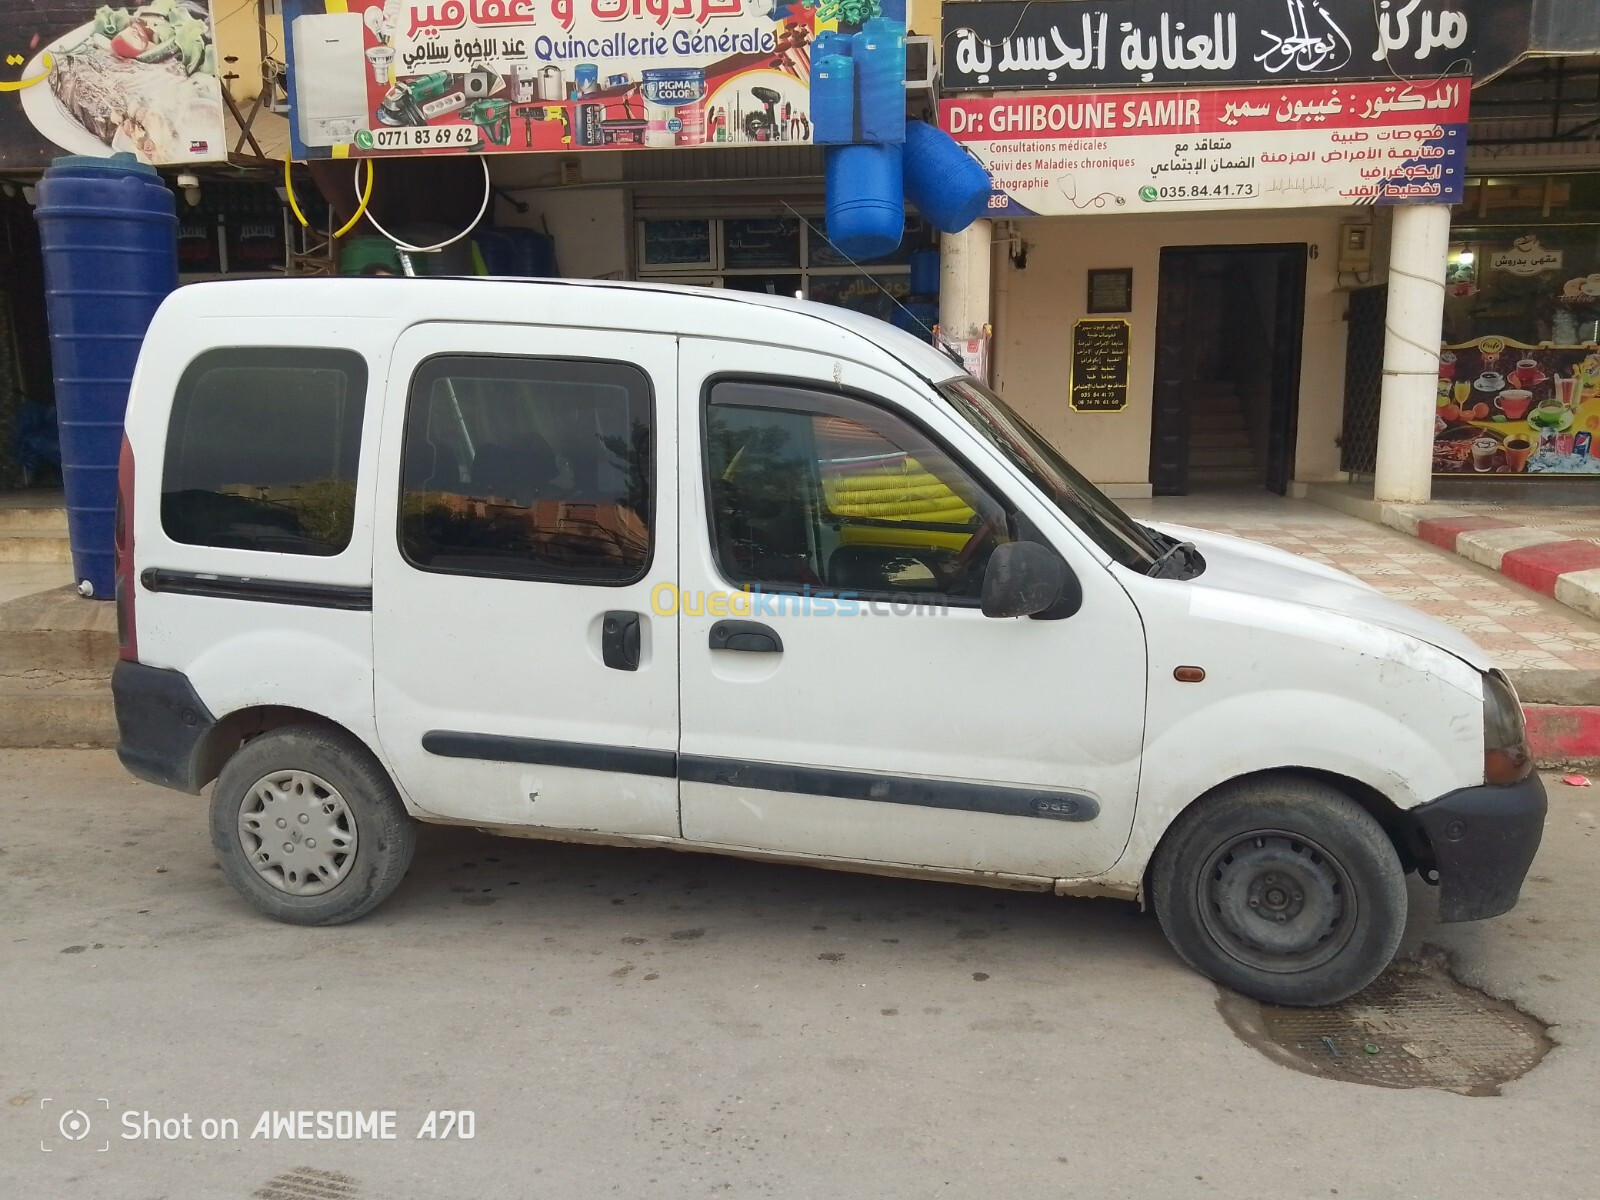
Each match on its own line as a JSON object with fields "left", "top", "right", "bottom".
{"left": 113, "top": 278, "right": 1544, "bottom": 1006}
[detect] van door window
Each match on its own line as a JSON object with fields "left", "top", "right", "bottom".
{"left": 704, "top": 381, "right": 1011, "bottom": 603}
{"left": 161, "top": 348, "right": 367, "bottom": 556}
{"left": 400, "top": 355, "right": 653, "bottom": 584}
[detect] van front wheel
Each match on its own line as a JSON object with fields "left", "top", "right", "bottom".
{"left": 1150, "top": 777, "right": 1406, "bottom": 1007}
{"left": 211, "top": 726, "right": 416, "bottom": 925}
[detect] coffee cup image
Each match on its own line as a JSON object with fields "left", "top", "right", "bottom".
{"left": 1498, "top": 389, "right": 1533, "bottom": 420}
{"left": 1504, "top": 435, "right": 1534, "bottom": 472}
{"left": 1471, "top": 436, "right": 1500, "bottom": 472}
{"left": 1475, "top": 371, "right": 1505, "bottom": 392}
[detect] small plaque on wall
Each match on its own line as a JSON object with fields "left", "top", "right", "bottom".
{"left": 1087, "top": 268, "right": 1133, "bottom": 314}
{"left": 1069, "top": 319, "right": 1131, "bottom": 413}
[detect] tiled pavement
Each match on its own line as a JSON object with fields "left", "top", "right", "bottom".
{"left": 1123, "top": 492, "right": 1600, "bottom": 674}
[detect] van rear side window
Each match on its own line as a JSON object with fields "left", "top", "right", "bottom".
{"left": 399, "top": 354, "right": 653, "bottom": 585}
{"left": 161, "top": 348, "right": 368, "bottom": 556}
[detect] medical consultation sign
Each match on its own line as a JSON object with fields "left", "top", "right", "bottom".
{"left": 939, "top": 76, "right": 1469, "bottom": 217}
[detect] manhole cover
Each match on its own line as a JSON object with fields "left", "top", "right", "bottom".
{"left": 1218, "top": 950, "right": 1551, "bottom": 1095}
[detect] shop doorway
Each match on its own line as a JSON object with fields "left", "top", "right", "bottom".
{"left": 1150, "top": 244, "right": 1307, "bottom": 495}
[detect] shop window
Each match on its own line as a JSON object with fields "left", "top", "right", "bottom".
{"left": 400, "top": 355, "right": 653, "bottom": 585}
{"left": 723, "top": 218, "right": 801, "bottom": 269}
{"left": 161, "top": 348, "right": 367, "bottom": 556}
{"left": 704, "top": 380, "right": 1010, "bottom": 602}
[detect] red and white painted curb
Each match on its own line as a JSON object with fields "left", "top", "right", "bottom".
{"left": 1384, "top": 505, "right": 1600, "bottom": 763}
{"left": 1386, "top": 506, "right": 1600, "bottom": 621}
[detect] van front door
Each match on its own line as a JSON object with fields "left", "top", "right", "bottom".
{"left": 372, "top": 324, "right": 679, "bottom": 836}
{"left": 675, "top": 342, "right": 1147, "bottom": 881}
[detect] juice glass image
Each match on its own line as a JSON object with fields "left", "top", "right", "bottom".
{"left": 1471, "top": 436, "right": 1500, "bottom": 472}
{"left": 1503, "top": 435, "right": 1533, "bottom": 472}
{"left": 1453, "top": 381, "right": 1473, "bottom": 407}
{"left": 1556, "top": 375, "right": 1579, "bottom": 410}
{"left": 1497, "top": 389, "right": 1532, "bottom": 420}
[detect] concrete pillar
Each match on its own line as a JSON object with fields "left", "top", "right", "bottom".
{"left": 939, "top": 220, "right": 992, "bottom": 340}
{"left": 1373, "top": 203, "right": 1452, "bottom": 504}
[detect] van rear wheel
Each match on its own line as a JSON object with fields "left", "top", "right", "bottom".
{"left": 211, "top": 726, "right": 416, "bottom": 925}
{"left": 1150, "top": 776, "right": 1406, "bottom": 1007}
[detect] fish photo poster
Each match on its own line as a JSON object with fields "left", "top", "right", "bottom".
{"left": 0, "top": 0, "right": 227, "bottom": 167}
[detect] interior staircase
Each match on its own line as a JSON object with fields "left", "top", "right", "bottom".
{"left": 1188, "top": 382, "right": 1261, "bottom": 487}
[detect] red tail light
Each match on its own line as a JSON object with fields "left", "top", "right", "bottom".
{"left": 116, "top": 434, "right": 137, "bottom": 663}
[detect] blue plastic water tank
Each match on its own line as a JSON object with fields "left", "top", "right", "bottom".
{"left": 902, "top": 118, "right": 993, "bottom": 234}
{"left": 34, "top": 153, "right": 177, "bottom": 600}
{"left": 810, "top": 54, "right": 855, "bottom": 144}
{"left": 909, "top": 247, "right": 940, "bottom": 296}
{"left": 825, "top": 143, "right": 904, "bottom": 260}
{"left": 853, "top": 18, "right": 906, "bottom": 144}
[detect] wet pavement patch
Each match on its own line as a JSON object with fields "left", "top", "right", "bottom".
{"left": 1218, "top": 951, "right": 1551, "bottom": 1096}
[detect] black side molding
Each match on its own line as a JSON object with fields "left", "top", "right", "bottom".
{"left": 680, "top": 756, "right": 1099, "bottom": 822}
{"left": 423, "top": 731, "right": 1098, "bottom": 823}
{"left": 422, "top": 731, "right": 677, "bottom": 778}
{"left": 141, "top": 568, "right": 373, "bottom": 611}
{"left": 112, "top": 661, "right": 217, "bottom": 794}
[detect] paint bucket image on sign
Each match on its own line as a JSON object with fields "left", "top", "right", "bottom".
{"left": 642, "top": 68, "right": 707, "bottom": 147}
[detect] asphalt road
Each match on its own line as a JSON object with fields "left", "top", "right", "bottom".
{"left": 3, "top": 752, "right": 1596, "bottom": 1199}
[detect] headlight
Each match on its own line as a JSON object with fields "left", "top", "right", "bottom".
{"left": 1483, "top": 669, "right": 1532, "bottom": 785}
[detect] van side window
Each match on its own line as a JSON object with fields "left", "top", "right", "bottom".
{"left": 704, "top": 381, "right": 1012, "bottom": 602}
{"left": 161, "top": 348, "right": 367, "bottom": 556}
{"left": 400, "top": 355, "right": 653, "bottom": 584}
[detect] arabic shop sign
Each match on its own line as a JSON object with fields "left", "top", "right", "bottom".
{"left": 940, "top": 77, "right": 1469, "bottom": 217}
{"left": 283, "top": 0, "right": 817, "bottom": 159}
{"left": 1489, "top": 236, "right": 1563, "bottom": 278}
{"left": 942, "top": 0, "right": 1475, "bottom": 91}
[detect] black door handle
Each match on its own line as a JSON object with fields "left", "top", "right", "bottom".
{"left": 602, "top": 610, "right": 642, "bottom": 671}
{"left": 709, "top": 619, "right": 783, "bottom": 653}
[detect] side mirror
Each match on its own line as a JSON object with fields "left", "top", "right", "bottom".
{"left": 981, "top": 541, "right": 1072, "bottom": 619}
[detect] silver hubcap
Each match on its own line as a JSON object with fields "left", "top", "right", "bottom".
{"left": 237, "top": 770, "right": 357, "bottom": 896}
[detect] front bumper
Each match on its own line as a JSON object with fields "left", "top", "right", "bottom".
{"left": 1407, "top": 773, "right": 1548, "bottom": 923}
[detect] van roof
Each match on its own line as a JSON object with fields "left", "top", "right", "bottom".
{"left": 155, "top": 276, "right": 966, "bottom": 387}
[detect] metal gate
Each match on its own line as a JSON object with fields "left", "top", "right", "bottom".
{"left": 1339, "top": 285, "right": 1388, "bottom": 475}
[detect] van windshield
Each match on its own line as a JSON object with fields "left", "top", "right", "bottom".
{"left": 940, "top": 377, "right": 1167, "bottom": 571}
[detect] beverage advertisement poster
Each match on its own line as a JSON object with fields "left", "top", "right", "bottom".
{"left": 281, "top": 0, "right": 906, "bottom": 158}
{"left": 940, "top": 76, "right": 1469, "bottom": 217}
{"left": 1435, "top": 337, "right": 1600, "bottom": 476}
{"left": 0, "top": 0, "right": 227, "bottom": 168}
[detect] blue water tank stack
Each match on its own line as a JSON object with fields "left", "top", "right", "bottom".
{"left": 34, "top": 153, "right": 177, "bottom": 600}
{"left": 825, "top": 142, "right": 904, "bottom": 260}
{"left": 811, "top": 49, "right": 855, "bottom": 145}
{"left": 854, "top": 19, "right": 906, "bottom": 144}
{"left": 901, "top": 118, "right": 993, "bottom": 234}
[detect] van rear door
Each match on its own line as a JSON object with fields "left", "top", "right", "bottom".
{"left": 371, "top": 323, "right": 679, "bottom": 836}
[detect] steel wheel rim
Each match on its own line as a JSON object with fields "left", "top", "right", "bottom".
{"left": 1196, "top": 827, "right": 1356, "bottom": 974}
{"left": 237, "top": 770, "right": 358, "bottom": 896}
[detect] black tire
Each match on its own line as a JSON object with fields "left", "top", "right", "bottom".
{"left": 210, "top": 725, "right": 416, "bottom": 926}
{"left": 1150, "top": 775, "right": 1406, "bottom": 1007}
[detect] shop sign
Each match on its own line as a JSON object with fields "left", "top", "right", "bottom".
{"left": 1434, "top": 337, "right": 1600, "bottom": 476}
{"left": 0, "top": 0, "right": 227, "bottom": 168}
{"left": 281, "top": 0, "right": 851, "bottom": 159}
{"left": 941, "top": 0, "right": 1482, "bottom": 92}
{"left": 1489, "top": 236, "right": 1563, "bottom": 277}
{"left": 1069, "top": 318, "right": 1130, "bottom": 411}
{"left": 940, "top": 77, "right": 1468, "bottom": 217}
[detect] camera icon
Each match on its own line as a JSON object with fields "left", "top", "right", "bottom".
{"left": 40, "top": 1098, "right": 110, "bottom": 1152}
